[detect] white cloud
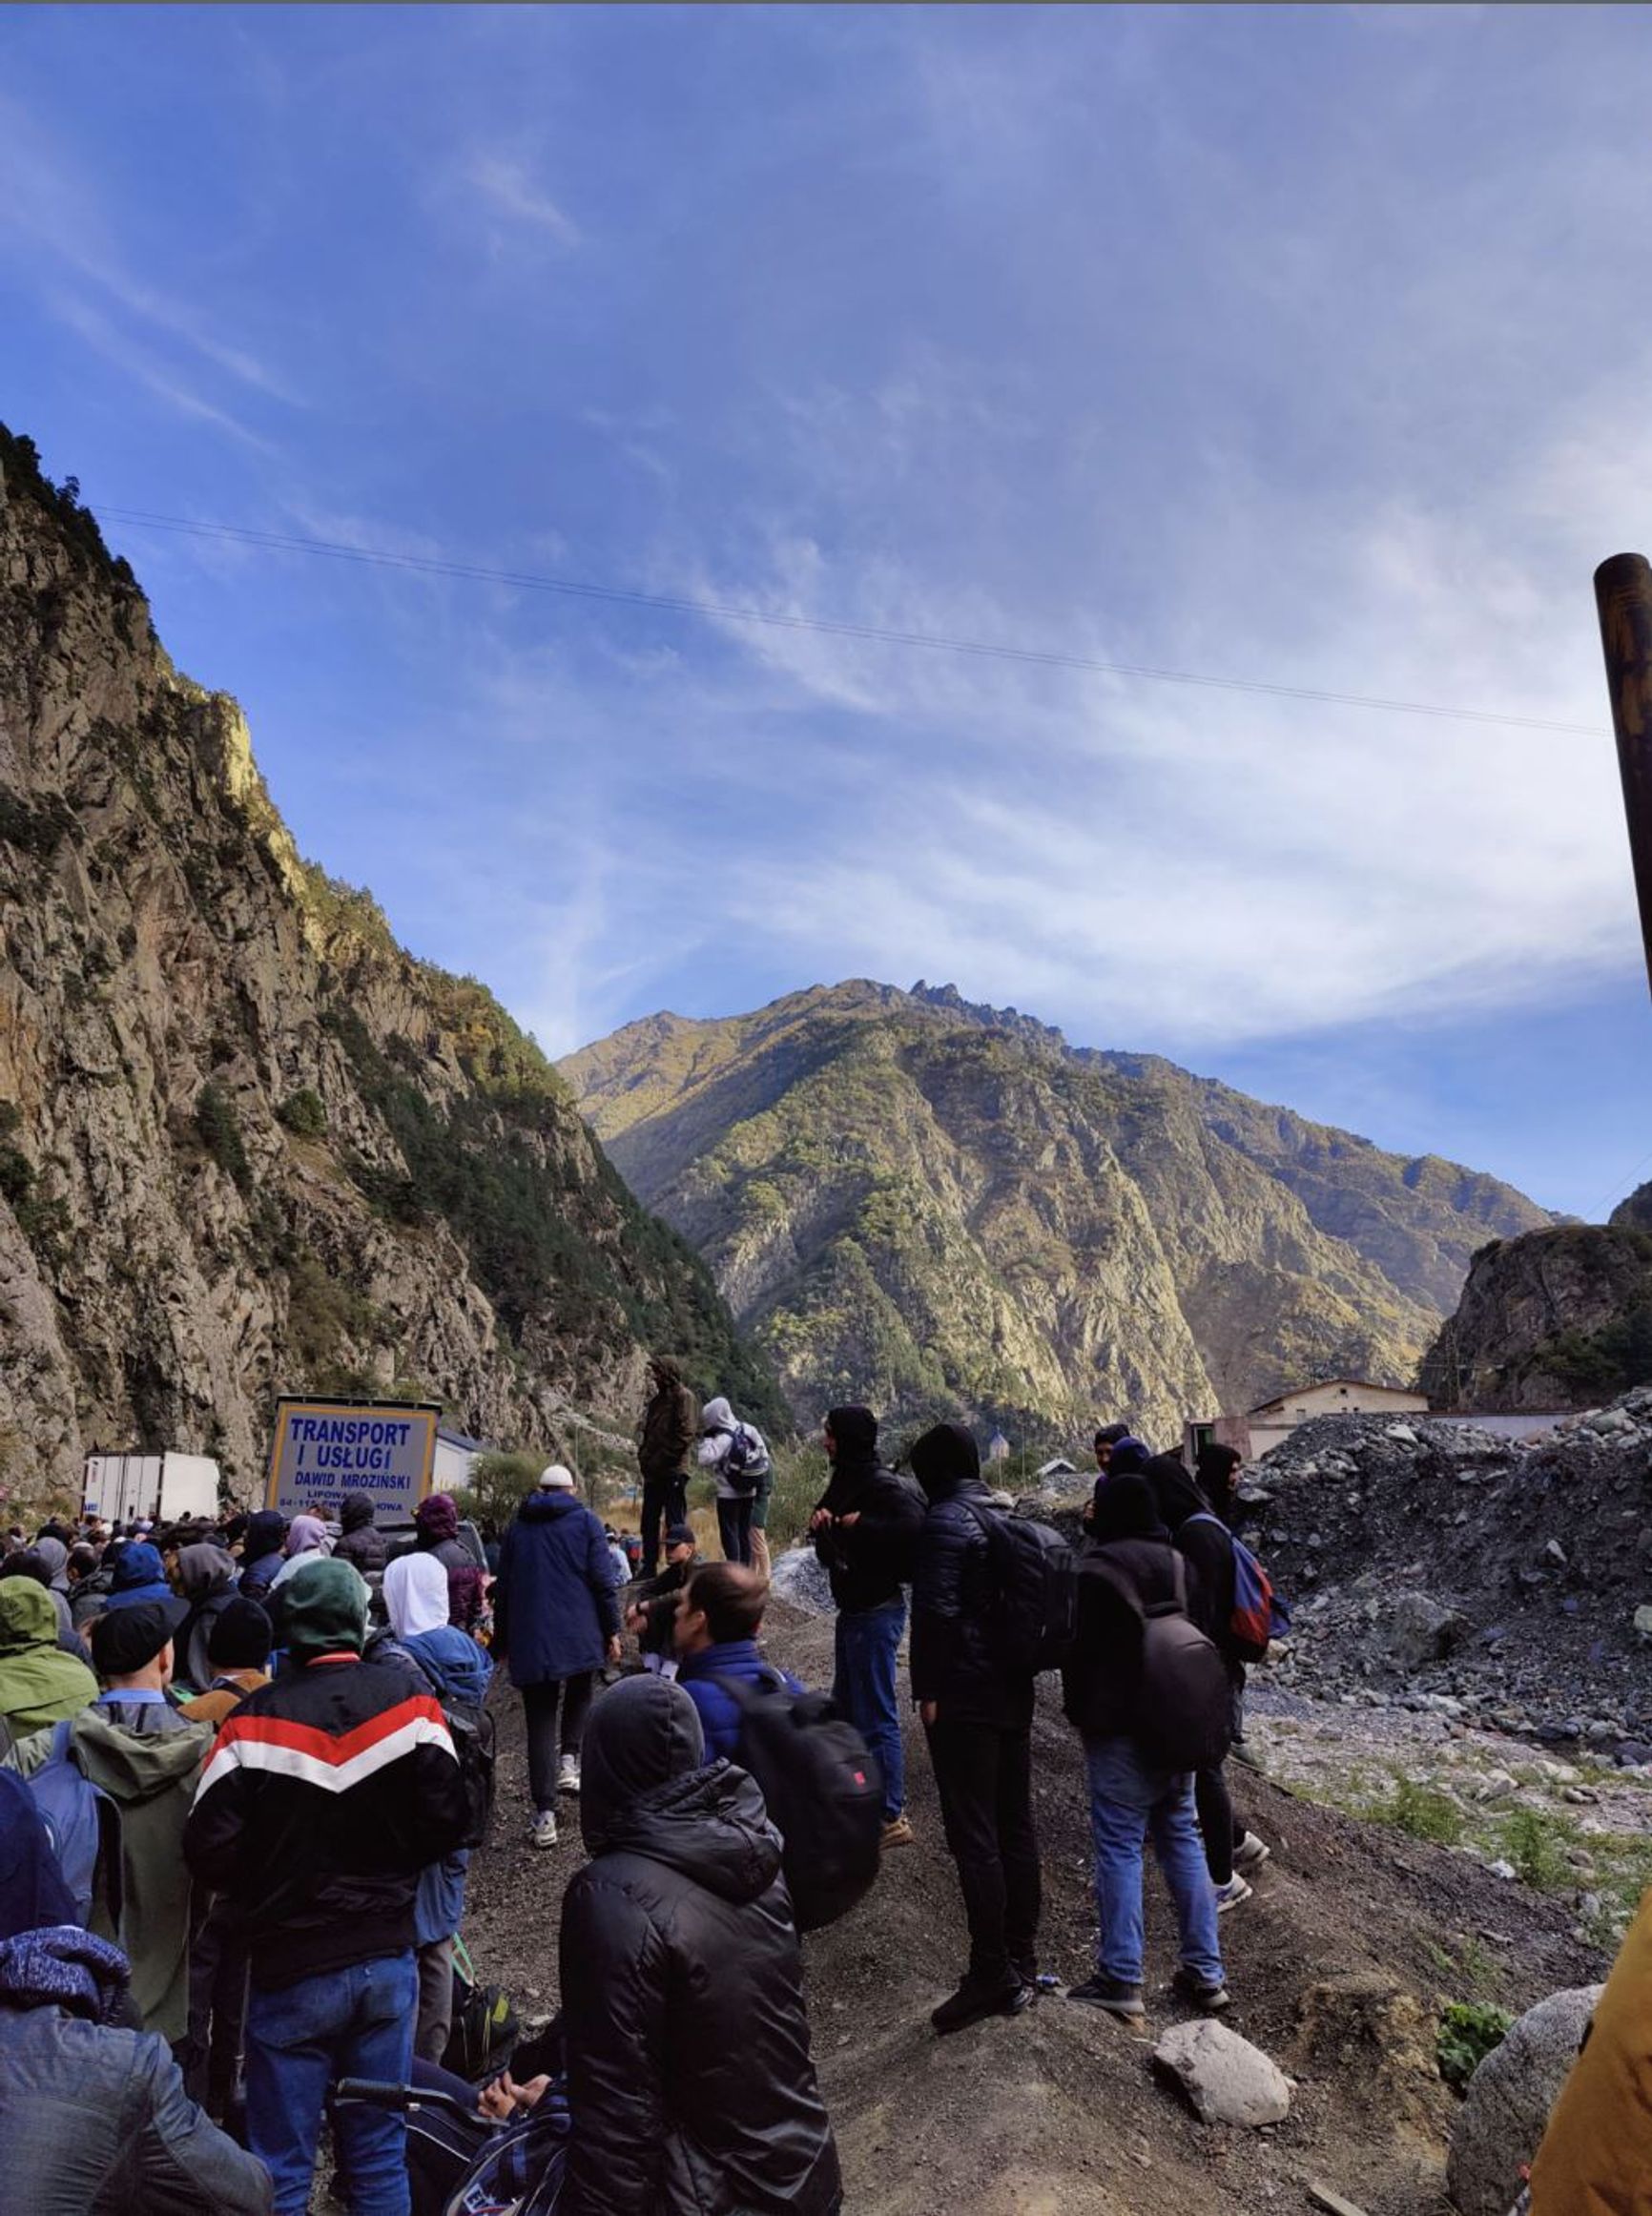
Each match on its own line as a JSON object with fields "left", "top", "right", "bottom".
{"left": 464, "top": 154, "right": 581, "bottom": 248}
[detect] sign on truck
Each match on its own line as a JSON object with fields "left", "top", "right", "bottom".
{"left": 265, "top": 1398, "right": 441, "bottom": 1526}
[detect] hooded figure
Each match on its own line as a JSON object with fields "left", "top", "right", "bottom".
{"left": 1063, "top": 1472, "right": 1178, "bottom": 1742}
{"left": 0, "top": 1929, "right": 275, "bottom": 2214}
{"left": 33, "top": 1535, "right": 71, "bottom": 1595}
{"left": 0, "top": 1770, "right": 77, "bottom": 1940}
{"left": 174, "top": 1545, "right": 238, "bottom": 1695}
{"left": 405, "top": 1493, "right": 485, "bottom": 1632}
{"left": 0, "top": 1579, "right": 96, "bottom": 1739}
{"left": 382, "top": 1551, "right": 492, "bottom": 2064}
{"left": 0, "top": 1549, "right": 80, "bottom": 1651}
{"left": 696, "top": 1396, "right": 771, "bottom": 1568}
{"left": 557, "top": 1675, "right": 841, "bottom": 2216}
{"left": 237, "top": 1511, "right": 287, "bottom": 1601}
{"left": 906, "top": 1422, "right": 1042, "bottom": 2033}
{"left": 333, "top": 1492, "right": 386, "bottom": 1582}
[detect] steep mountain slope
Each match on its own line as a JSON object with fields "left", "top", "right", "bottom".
{"left": 0, "top": 425, "right": 782, "bottom": 1501}
{"left": 563, "top": 984, "right": 1551, "bottom": 1439}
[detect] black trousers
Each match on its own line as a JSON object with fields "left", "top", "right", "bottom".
{"left": 640, "top": 1474, "right": 688, "bottom": 1576}
{"left": 1194, "top": 1763, "right": 1245, "bottom": 1885}
{"left": 923, "top": 1717, "right": 1041, "bottom": 1988}
{"left": 523, "top": 1675, "right": 593, "bottom": 1812}
{"left": 716, "top": 1495, "right": 754, "bottom": 1565}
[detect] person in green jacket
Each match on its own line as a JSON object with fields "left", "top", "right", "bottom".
{"left": 0, "top": 1577, "right": 95, "bottom": 1743}
{"left": 10, "top": 1599, "right": 211, "bottom": 2044}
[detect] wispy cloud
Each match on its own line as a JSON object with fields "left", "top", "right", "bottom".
{"left": 464, "top": 153, "right": 581, "bottom": 248}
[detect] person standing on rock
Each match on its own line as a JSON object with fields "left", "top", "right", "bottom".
{"left": 810, "top": 1405, "right": 924, "bottom": 1853}
{"left": 908, "top": 1421, "right": 1042, "bottom": 2035}
{"left": 696, "top": 1395, "right": 773, "bottom": 1568}
{"left": 1061, "top": 1473, "right": 1229, "bottom": 2024}
{"left": 1146, "top": 1452, "right": 1270, "bottom": 1910}
{"left": 493, "top": 1466, "right": 622, "bottom": 1849}
{"left": 637, "top": 1357, "right": 697, "bottom": 1578}
{"left": 557, "top": 1673, "right": 842, "bottom": 2216}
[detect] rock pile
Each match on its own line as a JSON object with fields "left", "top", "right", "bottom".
{"left": 1251, "top": 1394, "right": 1652, "bottom": 1754}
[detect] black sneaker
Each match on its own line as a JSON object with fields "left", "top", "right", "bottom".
{"left": 1169, "top": 1967, "right": 1231, "bottom": 2013}
{"left": 1065, "top": 1975, "right": 1146, "bottom": 2023}
{"left": 931, "top": 1976, "right": 1032, "bottom": 2037}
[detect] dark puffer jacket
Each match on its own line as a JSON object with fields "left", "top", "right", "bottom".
{"left": 332, "top": 1494, "right": 386, "bottom": 1581}
{"left": 908, "top": 1422, "right": 1033, "bottom": 1729}
{"left": 559, "top": 1675, "right": 840, "bottom": 2216}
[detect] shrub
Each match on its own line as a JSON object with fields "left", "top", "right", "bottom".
{"left": 196, "top": 1081, "right": 252, "bottom": 1194}
{"left": 1502, "top": 1807, "right": 1571, "bottom": 1891}
{"left": 277, "top": 1088, "right": 327, "bottom": 1140}
{"left": 1437, "top": 2000, "right": 1514, "bottom": 2091}
{"left": 1390, "top": 1777, "right": 1464, "bottom": 1846}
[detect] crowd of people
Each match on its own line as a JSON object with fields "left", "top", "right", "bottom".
{"left": 9, "top": 1363, "right": 1613, "bottom": 2216}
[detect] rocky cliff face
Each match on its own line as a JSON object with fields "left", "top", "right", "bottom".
{"left": 0, "top": 425, "right": 780, "bottom": 1503}
{"left": 1420, "top": 1219, "right": 1652, "bottom": 1411}
{"left": 563, "top": 984, "right": 1551, "bottom": 1442}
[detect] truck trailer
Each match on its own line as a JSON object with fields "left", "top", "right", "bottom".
{"left": 82, "top": 1451, "right": 221, "bottom": 1526}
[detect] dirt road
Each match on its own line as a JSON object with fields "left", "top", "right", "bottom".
{"left": 465, "top": 1602, "right": 1600, "bottom": 2215}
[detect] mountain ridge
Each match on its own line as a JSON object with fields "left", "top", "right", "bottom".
{"left": 563, "top": 982, "right": 1552, "bottom": 1439}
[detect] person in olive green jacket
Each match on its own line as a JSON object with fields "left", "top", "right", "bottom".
{"left": 0, "top": 1577, "right": 96, "bottom": 1745}
{"left": 10, "top": 1599, "right": 211, "bottom": 2044}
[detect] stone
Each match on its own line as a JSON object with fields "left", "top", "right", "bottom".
{"left": 1589, "top": 1407, "right": 1633, "bottom": 1437}
{"left": 1375, "top": 1590, "right": 1472, "bottom": 1670}
{"left": 1446, "top": 1984, "right": 1602, "bottom": 2216}
{"left": 1385, "top": 1423, "right": 1419, "bottom": 1444}
{"left": 1153, "top": 2019, "right": 1291, "bottom": 2128}
{"left": 1634, "top": 1605, "right": 1652, "bottom": 1642}
{"left": 1487, "top": 1858, "right": 1517, "bottom": 1879}
{"left": 1617, "top": 1739, "right": 1652, "bottom": 1767}
{"left": 1544, "top": 1539, "right": 1568, "bottom": 1566}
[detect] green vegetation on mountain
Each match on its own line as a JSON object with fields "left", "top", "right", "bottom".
{"left": 564, "top": 984, "right": 1552, "bottom": 1441}
{"left": 0, "top": 420, "right": 783, "bottom": 1494}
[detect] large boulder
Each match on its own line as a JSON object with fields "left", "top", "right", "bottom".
{"left": 1447, "top": 1985, "right": 1601, "bottom": 2216}
{"left": 768, "top": 1544, "right": 833, "bottom": 1617}
{"left": 1376, "top": 1590, "right": 1472, "bottom": 1671}
{"left": 1153, "top": 2019, "right": 1291, "bottom": 2127}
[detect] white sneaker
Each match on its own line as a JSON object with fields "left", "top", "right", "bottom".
{"left": 558, "top": 1754, "right": 581, "bottom": 1795}
{"left": 531, "top": 1809, "right": 559, "bottom": 1849}
{"left": 1233, "top": 1832, "right": 1271, "bottom": 1873}
{"left": 1214, "top": 1874, "right": 1253, "bottom": 1914}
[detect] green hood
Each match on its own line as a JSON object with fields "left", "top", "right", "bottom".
{"left": 284, "top": 1557, "right": 368, "bottom": 1662}
{"left": 70, "top": 1708, "right": 210, "bottom": 1805}
{"left": 0, "top": 1578, "right": 59, "bottom": 1651}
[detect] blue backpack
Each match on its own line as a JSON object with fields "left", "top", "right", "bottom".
{"left": 1185, "top": 1513, "right": 1291, "bottom": 1661}
{"left": 28, "top": 1721, "right": 122, "bottom": 1928}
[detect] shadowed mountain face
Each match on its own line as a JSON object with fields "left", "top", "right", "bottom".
{"left": 562, "top": 983, "right": 1552, "bottom": 1443}
{"left": 0, "top": 424, "right": 784, "bottom": 1497}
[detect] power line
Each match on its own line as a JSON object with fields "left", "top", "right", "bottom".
{"left": 95, "top": 502, "right": 1607, "bottom": 739}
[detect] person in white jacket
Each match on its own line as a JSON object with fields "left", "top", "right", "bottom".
{"left": 696, "top": 1398, "right": 772, "bottom": 1568}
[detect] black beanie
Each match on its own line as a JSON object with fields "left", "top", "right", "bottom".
{"left": 207, "top": 1597, "right": 273, "bottom": 1670}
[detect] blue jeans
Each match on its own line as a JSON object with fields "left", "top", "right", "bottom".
{"left": 833, "top": 1598, "right": 906, "bottom": 1822}
{"left": 245, "top": 1951, "right": 418, "bottom": 2216}
{"left": 1084, "top": 1736, "right": 1224, "bottom": 1989}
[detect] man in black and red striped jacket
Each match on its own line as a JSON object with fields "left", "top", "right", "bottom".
{"left": 185, "top": 1558, "right": 467, "bottom": 2216}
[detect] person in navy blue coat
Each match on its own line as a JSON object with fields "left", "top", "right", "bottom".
{"left": 671, "top": 1564, "right": 801, "bottom": 1762}
{"left": 493, "top": 1467, "right": 621, "bottom": 1849}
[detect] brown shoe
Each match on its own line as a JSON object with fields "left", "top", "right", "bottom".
{"left": 881, "top": 1813, "right": 916, "bottom": 1850}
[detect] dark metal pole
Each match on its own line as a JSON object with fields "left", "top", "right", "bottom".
{"left": 1595, "top": 552, "right": 1652, "bottom": 1004}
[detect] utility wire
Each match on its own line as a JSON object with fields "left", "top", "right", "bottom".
{"left": 95, "top": 503, "right": 1607, "bottom": 739}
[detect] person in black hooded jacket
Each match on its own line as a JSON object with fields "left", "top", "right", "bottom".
{"left": 557, "top": 1674, "right": 841, "bottom": 2216}
{"left": 1145, "top": 1452, "right": 1270, "bottom": 1903}
{"left": 908, "top": 1421, "right": 1041, "bottom": 2037}
{"left": 332, "top": 1494, "right": 387, "bottom": 1584}
{"left": 808, "top": 1405, "right": 923, "bottom": 1848}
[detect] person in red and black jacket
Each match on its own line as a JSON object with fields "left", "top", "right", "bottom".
{"left": 184, "top": 1558, "right": 467, "bottom": 2216}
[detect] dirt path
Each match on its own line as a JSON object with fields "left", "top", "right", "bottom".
{"left": 465, "top": 1604, "right": 1601, "bottom": 2215}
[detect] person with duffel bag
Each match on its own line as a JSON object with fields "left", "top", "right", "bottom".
{"left": 1061, "top": 1472, "right": 1231, "bottom": 2024}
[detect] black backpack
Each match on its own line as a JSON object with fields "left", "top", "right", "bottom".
{"left": 444, "top": 1697, "right": 497, "bottom": 1851}
{"left": 719, "top": 1423, "right": 772, "bottom": 1499}
{"left": 1097, "top": 1553, "right": 1232, "bottom": 1773}
{"left": 963, "top": 1501, "right": 1078, "bottom": 1674}
{"left": 714, "top": 1668, "right": 884, "bottom": 1932}
{"left": 442, "top": 1935, "right": 520, "bottom": 2081}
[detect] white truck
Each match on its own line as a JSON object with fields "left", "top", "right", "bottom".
{"left": 82, "top": 1450, "right": 222, "bottom": 1526}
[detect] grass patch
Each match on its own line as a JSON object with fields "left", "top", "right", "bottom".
{"left": 1437, "top": 2000, "right": 1514, "bottom": 2091}
{"left": 1391, "top": 1777, "right": 1465, "bottom": 1846}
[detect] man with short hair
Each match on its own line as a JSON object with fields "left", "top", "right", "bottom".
{"left": 637, "top": 1356, "right": 697, "bottom": 1576}
{"left": 810, "top": 1406, "right": 924, "bottom": 1852}
{"left": 10, "top": 1598, "right": 211, "bottom": 2041}
{"left": 184, "top": 1558, "right": 469, "bottom": 2216}
{"left": 623, "top": 1522, "right": 699, "bottom": 1669}
{"left": 672, "top": 1564, "right": 801, "bottom": 1760}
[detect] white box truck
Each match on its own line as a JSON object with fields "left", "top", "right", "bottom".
{"left": 82, "top": 1451, "right": 222, "bottom": 1526}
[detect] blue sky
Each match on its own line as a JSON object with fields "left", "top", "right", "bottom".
{"left": 5, "top": 4, "right": 1652, "bottom": 1218}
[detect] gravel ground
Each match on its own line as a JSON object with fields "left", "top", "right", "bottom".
{"left": 463, "top": 1604, "right": 1603, "bottom": 2216}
